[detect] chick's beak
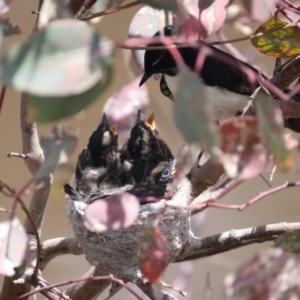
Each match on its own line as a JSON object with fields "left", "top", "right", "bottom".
{"left": 139, "top": 72, "right": 152, "bottom": 86}
{"left": 171, "top": 167, "right": 177, "bottom": 176}
{"left": 110, "top": 124, "right": 118, "bottom": 137}
{"left": 146, "top": 113, "right": 156, "bottom": 132}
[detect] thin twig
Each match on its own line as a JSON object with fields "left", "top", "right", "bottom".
{"left": 75, "top": 0, "right": 97, "bottom": 19}
{"left": 167, "top": 181, "right": 300, "bottom": 214}
{"left": 238, "top": 181, "right": 299, "bottom": 211}
{"left": 81, "top": 0, "right": 141, "bottom": 20}
{"left": 7, "top": 152, "right": 28, "bottom": 159}
{"left": 259, "top": 174, "right": 272, "bottom": 188}
{"left": 64, "top": 267, "right": 110, "bottom": 300}
{"left": 0, "top": 85, "right": 6, "bottom": 115}
{"left": 17, "top": 275, "right": 143, "bottom": 300}
{"left": 29, "top": 275, "right": 69, "bottom": 300}
{"left": 0, "top": 206, "right": 11, "bottom": 213}
{"left": 161, "top": 281, "right": 187, "bottom": 297}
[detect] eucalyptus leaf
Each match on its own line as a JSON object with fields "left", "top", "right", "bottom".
{"left": 252, "top": 15, "right": 300, "bottom": 58}
{"left": 27, "top": 69, "right": 112, "bottom": 123}
{"left": 1, "top": 20, "right": 113, "bottom": 96}
{"left": 254, "top": 91, "right": 292, "bottom": 171}
{"left": 173, "top": 68, "right": 220, "bottom": 153}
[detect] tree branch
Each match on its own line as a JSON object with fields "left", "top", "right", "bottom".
{"left": 64, "top": 267, "right": 110, "bottom": 300}
{"left": 0, "top": 1, "right": 53, "bottom": 297}
{"left": 187, "top": 156, "right": 224, "bottom": 199}
{"left": 39, "top": 238, "right": 83, "bottom": 271}
{"left": 18, "top": 275, "right": 142, "bottom": 300}
{"left": 271, "top": 56, "right": 300, "bottom": 90}
{"left": 178, "top": 222, "right": 300, "bottom": 262}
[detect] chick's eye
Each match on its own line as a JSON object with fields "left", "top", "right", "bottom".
{"left": 162, "top": 169, "right": 169, "bottom": 176}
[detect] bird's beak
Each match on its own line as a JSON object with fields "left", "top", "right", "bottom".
{"left": 146, "top": 113, "right": 156, "bottom": 132}
{"left": 139, "top": 72, "right": 152, "bottom": 86}
{"left": 171, "top": 159, "right": 177, "bottom": 176}
{"left": 110, "top": 124, "right": 118, "bottom": 137}
{"left": 171, "top": 168, "right": 177, "bottom": 176}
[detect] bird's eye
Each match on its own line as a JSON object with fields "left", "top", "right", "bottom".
{"left": 162, "top": 169, "right": 169, "bottom": 176}
{"left": 159, "top": 169, "right": 170, "bottom": 183}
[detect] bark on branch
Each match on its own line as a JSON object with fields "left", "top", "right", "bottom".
{"left": 40, "top": 238, "right": 83, "bottom": 271}
{"left": 177, "top": 222, "right": 300, "bottom": 262}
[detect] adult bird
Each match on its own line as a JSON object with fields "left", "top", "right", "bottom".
{"left": 75, "top": 113, "right": 124, "bottom": 196}
{"left": 139, "top": 25, "right": 300, "bottom": 132}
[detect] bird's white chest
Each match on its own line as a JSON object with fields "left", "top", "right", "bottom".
{"left": 164, "top": 74, "right": 249, "bottom": 120}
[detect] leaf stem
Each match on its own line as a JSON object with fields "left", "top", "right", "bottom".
{"left": 81, "top": 0, "right": 142, "bottom": 20}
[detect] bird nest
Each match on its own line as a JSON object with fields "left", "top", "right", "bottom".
{"left": 66, "top": 177, "right": 192, "bottom": 283}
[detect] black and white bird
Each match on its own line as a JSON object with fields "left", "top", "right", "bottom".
{"left": 139, "top": 25, "right": 300, "bottom": 132}
{"left": 75, "top": 113, "right": 124, "bottom": 196}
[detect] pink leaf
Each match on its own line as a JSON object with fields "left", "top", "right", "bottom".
{"left": 138, "top": 226, "right": 169, "bottom": 283}
{"left": 284, "top": 133, "right": 299, "bottom": 150}
{"left": 0, "top": 0, "right": 11, "bottom": 14}
{"left": 199, "top": 0, "right": 230, "bottom": 38}
{"left": 225, "top": 249, "right": 300, "bottom": 299}
{"left": 218, "top": 116, "right": 269, "bottom": 180}
{"left": 104, "top": 76, "right": 150, "bottom": 141}
{"left": 129, "top": 6, "right": 163, "bottom": 71}
{"left": 241, "top": 0, "right": 277, "bottom": 21}
{"left": 84, "top": 193, "right": 140, "bottom": 232}
{"left": 0, "top": 217, "right": 29, "bottom": 276}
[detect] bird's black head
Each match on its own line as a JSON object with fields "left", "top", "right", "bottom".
{"left": 121, "top": 110, "right": 156, "bottom": 161}
{"left": 88, "top": 113, "right": 118, "bottom": 157}
{"left": 140, "top": 25, "right": 178, "bottom": 87}
{"left": 143, "top": 159, "right": 177, "bottom": 185}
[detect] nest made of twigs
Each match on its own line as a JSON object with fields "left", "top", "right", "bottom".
{"left": 66, "top": 177, "right": 193, "bottom": 283}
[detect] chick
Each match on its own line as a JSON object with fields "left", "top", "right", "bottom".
{"left": 86, "top": 159, "right": 177, "bottom": 205}
{"left": 75, "top": 113, "right": 124, "bottom": 196}
{"left": 121, "top": 110, "right": 174, "bottom": 184}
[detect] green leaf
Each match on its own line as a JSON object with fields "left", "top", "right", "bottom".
{"left": 254, "top": 91, "right": 292, "bottom": 171}
{"left": 274, "top": 230, "right": 300, "bottom": 254}
{"left": 173, "top": 68, "right": 220, "bottom": 153}
{"left": 33, "top": 123, "right": 78, "bottom": 180}
{"left": 139, "top": 0, "right": 179, "bottom": 11}
{"left": 1, "top": 19, "right": 113, "bottom": 96}
{"left": 251, "top": 15, "right": 300, "bottom": 58}
{"left": 27, "top": 70, "right": 112, "bottom": 123}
